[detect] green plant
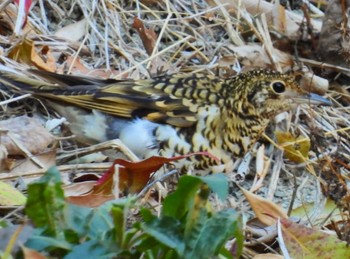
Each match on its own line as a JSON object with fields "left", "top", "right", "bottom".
{"left": 22, "top": 167, "right": 242, "bottom": 258}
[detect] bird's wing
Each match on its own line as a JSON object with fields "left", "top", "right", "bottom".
{"left": 0, "top": 70, "right": 225, "bottom": 127}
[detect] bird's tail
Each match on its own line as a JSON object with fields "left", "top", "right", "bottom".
{"left": 0, "top": 68, "right": 119, "bottom": 94}
{"left": 0, "top": 70, "right": 49, "bottom": 93}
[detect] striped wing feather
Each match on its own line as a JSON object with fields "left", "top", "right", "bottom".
{"left": 0, "top": 70, "right": 225, "bottom": 127}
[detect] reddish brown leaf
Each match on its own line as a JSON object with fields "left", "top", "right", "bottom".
{"left": 102, "top": 152, "right": 218, "bottom": 193}
{"left": 66, "top": 193, "right": 114, "bottom": 208}
{"left": 132, "top": 17, "right": 157, "bottom": 55}
{"left": 67, "top": 152, "right": 218, "bottom": 207}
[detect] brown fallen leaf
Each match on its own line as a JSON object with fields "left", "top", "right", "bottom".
{"left": 132, "top": 17, "right": 157, "bottom": 56}
{"left": 67, "top": 152, "right": 219, "bottom": 207}
{"left": 5, "top": 150, "right": 56, "bottom": 175}
{"left": 63, "top": 181, "right": 96, "bottom": 197}
{"left": 8, "top": 39, "right": 56, "bottom": 72}
{"left": 63, "top": 55, "right": 121, "bottom": 78}
{"left": 240, "top": 187, "right": 288, "bottom": 226}
{"left": 32, "top": 45, "right": 56, "bottom": 72}
{"left": 22, "top": 246, "right": 47, "bottom": 259}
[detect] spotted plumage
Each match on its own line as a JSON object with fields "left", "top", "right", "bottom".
{"left": 0, "top": 69, "right": 331, "bottom": 174}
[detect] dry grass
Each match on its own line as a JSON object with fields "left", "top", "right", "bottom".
{"left": 0, "top": 0, "right": 350, "bottom": 255}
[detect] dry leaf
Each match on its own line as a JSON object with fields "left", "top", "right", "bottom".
{"left": 67, "top": 152, "right": 218, "bottom": 207}
{"left": 0, "top": 116, "right": 55, "bottom": 155}
{"left": 210, "top": 0, "right": 322, "bottom": 38}
{"left": 8, "top": 38, "right": 33, "bottom": 64}
{"left": 240, "top": 187, "right": 288, "bottom": 225}
{"left": 132, "top": 17, "right": 157, "bottom": 56}
{"left": 275, "top": 131, "right": 310, "bottom": 163}
{"left": 280, "top": 218, "right": 350, "bottom": 258}
{"left": 32, "top": 45, "right": 56, "bottom": 72}
{"left": 292, "top": 199, "right": 342, "bottom": 226}
{"left": 227, "top": 45, "right": 293, "bottom": 71}
{"left": 6, "top": 150, "right": 56, "bottom": 175}
{"left": 54, "top": 19, "right": 87, "bottom": 41}
{"left": 63, "top": 181, "right": 96, "bottom": 197}
{"left": 0, "top": 181, "right": 26, "bottom": 205}
{"left": 8, "top": 39, "right": 56, "bottom": 72}
{"left": 22, "top": 246, "right": 47, "bottom": 259}
{"left": 64, "top": 55, "right": 121, "bottom": 78}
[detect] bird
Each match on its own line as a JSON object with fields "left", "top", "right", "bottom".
{"left": 0, "top": 69, "right": 331, "bottom": 175}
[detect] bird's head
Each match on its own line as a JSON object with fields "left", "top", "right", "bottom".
{"left": 226, "top": 70, "right": 331, "bottom": 119}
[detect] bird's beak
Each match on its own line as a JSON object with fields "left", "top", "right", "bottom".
{"left": 293, "top": 93, "right": 332, "bottom": 106}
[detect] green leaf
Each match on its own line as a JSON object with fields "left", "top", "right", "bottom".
{"left": 25, "top": 235, "right": 72, "bottom": 251}
{"left": 184, "top": 185, "right": 210, "bottom": 243}
{"left": 22, "top": 170, "right": 241, "bottom": 258}
{"left": 85, "top": 203, "right": 114, "bottom": 238}
{"left": 64, "top": 240, "right": 119, "bottom": 259}
{"left": 63, "top": 204, "right": 93, "bottom": 237}
{"left": 140, "top": 208, "right": 155, "bottom": 222}
{"left": 111, "top": 206, "right": 125, "bottom": 248}
{"left": 185, "top": 209, "right": 242, "bottom": 259}
{"left": 163, "top": 174, "right": 229, "bottom": 219}
{"left": 141, "top": 216, "right": 185, "bottom": 255}
{"left": 25, "top": 167, "right": 65, "bottom": 236}
{"left": 199, "top": 173, "right": 228, "bottom": 200}
{"left": 162, "top": 175, "right": 202, "bottom": 219}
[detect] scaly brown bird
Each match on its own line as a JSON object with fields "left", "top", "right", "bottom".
{"left": 0, "top": 69, "right": 331, "bottom": 174}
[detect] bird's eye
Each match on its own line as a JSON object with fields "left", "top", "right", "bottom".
{"left": 271, "top": 81, "right": 286, "bottom": 93}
